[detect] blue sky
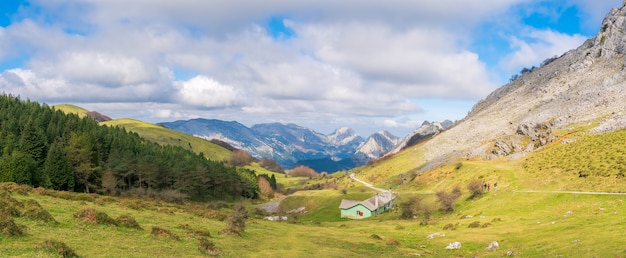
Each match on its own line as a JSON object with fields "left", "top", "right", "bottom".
{"left": 0, "top": 0, "right": 619, "bottom": 137}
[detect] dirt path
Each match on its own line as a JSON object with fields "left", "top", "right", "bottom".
{"left": 257, "top": 196, "right": 287, "bottom": 213}
{"left": 349, "top": 173, "right": 389, "bottom": 193}
{"left": 515, "top": 190, "right": 626, "bottom": 195}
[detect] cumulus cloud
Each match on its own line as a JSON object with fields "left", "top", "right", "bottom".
{"left": 174, "top": 75, "right": 242, "bottom": 108}
{"left": 0, "top": 0, "right": 606, "bottom": 136}
{"left": 500, "top": 28, "right": 588, "bottom": 73}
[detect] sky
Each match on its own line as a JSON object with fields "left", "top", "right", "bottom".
{"left": 0, "top": 0, "right": 619, "bottom": 137}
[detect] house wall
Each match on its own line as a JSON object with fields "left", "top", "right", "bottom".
{"left": 340, "top": 204, "right": 373, "bottom": 219}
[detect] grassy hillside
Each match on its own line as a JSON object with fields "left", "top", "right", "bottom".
{"left": 102, "top": 118, "right": 231, "bottom": 161}
{"left": 52, "top": 104, "right": 89, "bottom": 118}
{"left": 53, "top": 104, "right": 231, "bottom": 161}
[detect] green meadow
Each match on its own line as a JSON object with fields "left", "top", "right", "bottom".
{"left": 2, "top": 128, "right": 626, "bottom": 257}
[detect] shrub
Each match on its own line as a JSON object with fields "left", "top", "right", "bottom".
{"left": 399, "top": 196, "right": 423, "bottom": 219}
{"left": 198, "top": 237, "right": 219, "bottom": 256}
{"left": 229, "top": 150, "right": 253, "bottom": 166}
{"left": 481, "top": 223, "right": 492, "bottom": 228}
{"left": 37, "top": 239, "right": 79, "bottom": 257}
{"left": 288, "top": 166, "right": 319, "bottom": 178}
{"left": 468, "top": 221, "right": 481, "bottom": 228}
{"left": 151, "top": 226, "right": 179, "bottom": 240}
{"left": 467, "top": 180, "right": 484, "bottom": 199}
{"left": 116, "top": 214, "right": 143, "bottom": 230}
{"left": 220, "top": 201, "right": 248, "bottom": 236}
{"left": 74, "top": 208, "right": 117, "bottom": 226}
{"left": 437, "top": 187, "right": 462, "bottom": 213}
{"left": 258, "top": 157, "right": 284, "bottom": 173}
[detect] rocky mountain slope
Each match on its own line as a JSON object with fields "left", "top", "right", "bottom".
{"left": 412, "top": 2, "right": 626, "bottom": 170}
{"left": 352, "top": 131, "right": 402, "bottom": 164}
{"left": 387, "top": 120, "right": 453, "bottom": 156}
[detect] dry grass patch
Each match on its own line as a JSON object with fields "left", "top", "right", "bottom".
{"left": 0, "top": 212, "right": 26, "bottom": 237}
{"left": 36, "top": 239, "right": 79, "bottom": 258}
{"left": 115, "top": 214, "right": 142, "bottom": 230}
{"left": 22, "top": 199, "right": 57, "bottom": 223}
{"left": 151, "top": 226, "right": 180, "bottom": 240}
{"left": 198, "top": 237, "right": 219, "bottom": 256}
{"left": 74, "top": 208, "right": 117, "bottom": 226}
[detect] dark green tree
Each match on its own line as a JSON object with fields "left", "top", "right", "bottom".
{"left": 44, "top": 139, "right": 74, "bottom": 190}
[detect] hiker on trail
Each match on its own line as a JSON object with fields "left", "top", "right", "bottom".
{"left": 494, "top": 182, "right": 498, "bottom": 192}
{"left": 483, "top": 183, "right": 487, "bottom": 191}
{"left": 487, "top": 183, "right": 490, "bottom": 191}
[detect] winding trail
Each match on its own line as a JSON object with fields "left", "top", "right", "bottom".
{"left": 349, "top": 173, "right": 389, "bottom": 193}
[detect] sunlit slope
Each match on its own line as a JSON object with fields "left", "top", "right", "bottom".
{"left": 52, "top": 104, "right": 89, "bottom": 118}
{"left": 102, "top": 118, "right": 231, "bottom": 162}
{"left": 354, "top": 127, "right": 626, "bottom": 194}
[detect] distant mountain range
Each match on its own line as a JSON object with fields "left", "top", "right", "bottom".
{"left": 161, "top": 119, "right": 453, "bottom": 172}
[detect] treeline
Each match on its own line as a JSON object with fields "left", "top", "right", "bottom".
{"left": 0, "top": 95, "right": 258, "bottom": 201}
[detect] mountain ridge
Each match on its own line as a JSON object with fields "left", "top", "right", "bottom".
{"left": 407, "top": 2, "right": 626, "bottom": 171}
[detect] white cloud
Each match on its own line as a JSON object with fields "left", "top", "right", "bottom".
{"left": 500, "top": 28, "right": 588, "bottom": 73}
{"left": 174, "top": 75, "right": 242, "bottom": 108}
{"left": 1, "top": 0, "right": 609, "bottom": 136}
{"left": 46, "top": 52, "right": 156, "bottom": 86}
{"left": 383, "top": 119, "right": 423, "bottom": 130}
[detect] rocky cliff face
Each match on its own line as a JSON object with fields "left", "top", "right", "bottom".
{"left": 415, "top": 2, "right": 626, "bottom": 169}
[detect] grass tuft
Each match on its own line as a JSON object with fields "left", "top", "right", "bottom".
{"left": 198, "top": 237, "right": 219, "bottom": 256}
{"left": 151, "top": 226, "right": 180, "bottom": 240}
{"left": 0, "top": 213, "right": 26, "bottom": 237}
{"left": 115, "top": 214, "right": 142, "bottom": 230}
{"left": 37, "top": 239, "right": 79, "bottom": 258}
{"left": 74, "top": 208, "right": 117, "bottom": 226}
{"left": 22, "top": 199, "right": 57, "bottom": 223}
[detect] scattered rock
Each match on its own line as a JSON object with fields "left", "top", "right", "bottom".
{"left": 564, "top": 211, "right": 573, "bottom": 216}
{"left": 427, "top": 233, "right": 445, "bottom": 239}
{"left": 445, "top": 242, "right": 461, "bottom": 249}
{"left": 506, "top": 250, "right": 515, "bottom": 256}
{"left": 572, "top": 239, "right": 580, "bottom": 243}
{"left": 264, "top": 216, "right": 288, "bottom": 221}
{"left": 487, "top": 241, "right": 499, "bottom": 251}
{"left": 288, "top": 207, "right": 306, "bottom": 214}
